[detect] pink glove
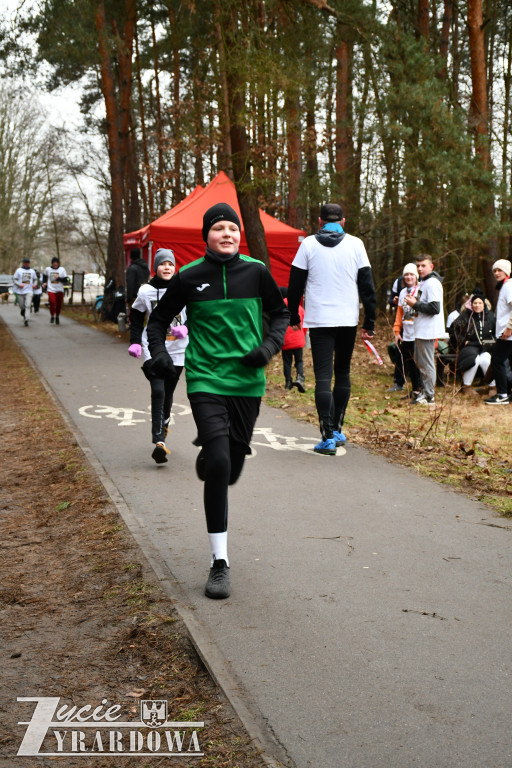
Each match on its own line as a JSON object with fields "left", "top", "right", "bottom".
{"left": 171, "top": 325, "right": 188, "bottom": 339}
{"left": 128, "top": 343, "right": 142, "bottom": 358}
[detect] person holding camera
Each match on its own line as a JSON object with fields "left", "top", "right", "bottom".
{"left": 449, "top": 290, "right": 495, "bottom": 395}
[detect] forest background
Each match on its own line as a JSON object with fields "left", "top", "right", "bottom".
{"left": 0, "top": 0, "right": 511, "bottom": 309}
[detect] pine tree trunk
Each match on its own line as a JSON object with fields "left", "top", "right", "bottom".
{"left": 305, "top": 103, "right": 319, "bottom": 232}
{"left": 334, "top": 25, "right": 355, "bottom": 220}
{"left": 229, "top": 87, "right": 270, "bottom": 269}
{"left": 223, "top": 5, "right": 269, "bottom": 268}
{"left": 192, "top": 58, "right": 205, "bottom": 187}
{"left": 352, "top": 64, "right": 368, "bottom": 233}
{"left": 150, "top": 11, "right": 166, "bottom": 215}
{"left": 365, "top": 43, "right": 401, "bottom": 271}
{"left": 135, "top": 28, "right": 153, "bottom": 221}
{"left": 438, "top": 0, "right": 452, "bottom": 80}
{"left": 115, "top": 0, "right": 139, "bottom": 233}
{"left": 486, "top": 0, "right": 497, "bottom": 139}
{"left": 502, "top": 24, "right": 512, "bottom": 259}
{"left": 286, "top": 92, "right": 303, "bottom": 229}
{"left": 468, "top": 0, "right": 496, "bottom": 288}
{"left": 417, "top": 0, "right": 430, "bottom": 44}
{"left": 467, "top": 0, "right": 489, "bottom": 169}
{"left": 95, "top": 0, "right": 125, "bottom": 293}
{"left": 215, "top": 21, "right": 233, "bottom": 177}
{"left": 172, "top": 38, "right": 182, "bottom": 202}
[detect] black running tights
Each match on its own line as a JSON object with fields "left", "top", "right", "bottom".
{"left": 309, "top": 326, "right": 357, "bottom": 438}
{"left": 203, "top": 436, "right": 247, "bottom": 533}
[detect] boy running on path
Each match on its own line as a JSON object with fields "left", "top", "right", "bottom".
{"left": 147, "top": 203, "right": 289, "bottom": 599}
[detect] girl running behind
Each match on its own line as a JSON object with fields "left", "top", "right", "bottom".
{"left": 128, "top": 248, "right": 188, "bottom": 464}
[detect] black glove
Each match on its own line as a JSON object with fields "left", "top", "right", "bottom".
{"left": 241, "top": 340, "right": 274, "bottom": 368}
{"left": 150, "top": 351, "right": 176, "bottom": 377}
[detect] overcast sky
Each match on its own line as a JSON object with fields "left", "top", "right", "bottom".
{"left": 2, "top": 0, "right": 86, "bottom": 130}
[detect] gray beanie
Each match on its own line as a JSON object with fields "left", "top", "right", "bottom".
{"left": 153, "top": 248, "right": 175, "bottom": 272}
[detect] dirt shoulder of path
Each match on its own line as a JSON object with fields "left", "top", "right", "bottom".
{"left": 0, "top": 319, "right": 268, "bottom": 767}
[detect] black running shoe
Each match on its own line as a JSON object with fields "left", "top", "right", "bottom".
{"left": 152, "top": 442, "right": 170, "bottom": 464}
{"left": 50, "top": 316, "right": 55, "bottom": 324}
{"left": 294, "top": 374, "right": 306, "bottom": 393}
{"left": 205, "top": 559, "right": 230, "bottom": 599}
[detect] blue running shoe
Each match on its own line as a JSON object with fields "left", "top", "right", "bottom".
{"left": 314, "top": 438, "right": 337, "bottom": 455}
{"left": 333, "top": 430, "right": 346, "bottom": 446}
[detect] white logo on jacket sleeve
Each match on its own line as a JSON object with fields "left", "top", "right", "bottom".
{"left": 196, "top": 283, "right": 210, "bottom": 292}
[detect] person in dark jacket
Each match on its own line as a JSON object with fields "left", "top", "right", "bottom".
{"left": 450, "top": 290, "right": 495, "bottom": 394}
{"left": 147, "top": 203, "right": 289, "bottom": 600}
{"left": 126, "top": 249, "right": 150, "bottom": 304}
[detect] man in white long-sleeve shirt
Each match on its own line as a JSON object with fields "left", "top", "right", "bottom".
{"left": 485, "top": 259, "right": 512, "bottom": 405}
{"left": 403, "top": 254, "right": 445, "bottom": 406}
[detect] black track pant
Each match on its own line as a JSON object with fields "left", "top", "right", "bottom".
{"left": 282, "top": 348, "right": 304, "bottom": 380}
{"left": 389, "top": 340, "right": 422, "bottom": 391}
{"left": 142, "top": 361, "right": 183, "bottom": 443}
{"left": 490, "top": 339, "right": 512, "bottom": 394}
{"left": 189, "top": 393, "right": 261, "bottom": 534}
{"left": 309, "top": 326, "right": 357, "bottom": 439}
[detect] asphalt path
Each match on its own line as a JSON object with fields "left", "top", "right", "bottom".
{"left": 3, "top": 302, "right": 512, "bottom": 768}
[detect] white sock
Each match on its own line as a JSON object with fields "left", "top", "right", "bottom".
{"left": 208, "top": 532, "right": 228, "bottom": 566}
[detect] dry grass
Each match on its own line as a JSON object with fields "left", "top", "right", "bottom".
{"left": 264, "top": 321, "right": 512, "bottom": 517}
{"left": 65, "top": 301, "right": 128, "bottom": 339}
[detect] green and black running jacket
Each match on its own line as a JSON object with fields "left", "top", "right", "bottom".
{"left": 146, "top": 249, "right": 289, "bottom": 397}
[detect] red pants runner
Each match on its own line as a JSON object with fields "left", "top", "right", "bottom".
{"left": 48, "top": 291, "right": 64, "bottom": 317}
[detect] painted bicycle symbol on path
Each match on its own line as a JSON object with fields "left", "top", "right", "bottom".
{"left": 78, "top": 403, "right": 191, "bottom": 427}
{"left": 78, "top": 403, "right": 346, "bottom": 456}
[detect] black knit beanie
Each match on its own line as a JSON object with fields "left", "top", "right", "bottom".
{"left": 202, "top": 203, "right": 241, "bottom": 242}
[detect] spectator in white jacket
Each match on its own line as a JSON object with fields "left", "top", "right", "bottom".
{"left": 485, "top": 259, "right": 512, "bottom": 405}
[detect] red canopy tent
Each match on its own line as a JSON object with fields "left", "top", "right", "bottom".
{"left": 123, "top": 172, "right": 306, "bottom": 288}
